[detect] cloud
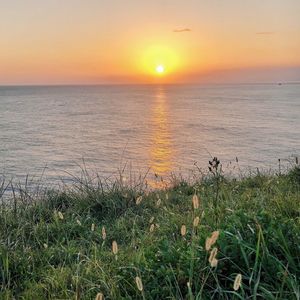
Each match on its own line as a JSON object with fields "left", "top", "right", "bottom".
{"left": 173, "top": 28, "right": 191, "bottom": 33}
{"left": 256, "top": 31, "right": 275, "bottom": 35}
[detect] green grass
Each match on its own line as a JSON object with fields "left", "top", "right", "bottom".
{"left": 0, "top": 166, "right": 299, "bottom": 299}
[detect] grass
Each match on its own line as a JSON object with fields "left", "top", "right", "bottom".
{"left": 0, "top": 164, "right": 299, "bottom": 299}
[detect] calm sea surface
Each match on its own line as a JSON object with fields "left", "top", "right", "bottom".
{"left": 0, "top": 84, "right": 299, "bottom": 186}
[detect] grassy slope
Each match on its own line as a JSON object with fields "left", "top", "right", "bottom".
{"left": 0, "top": 168, "right": 299, "bottom": 299}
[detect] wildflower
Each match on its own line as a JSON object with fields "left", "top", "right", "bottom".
{"left": 95, "top": 292, "right": 104, "bottom": 300}
{"left": 136, "top": 196, "right": 143, "bottom": 205}
{"left": 149, "top": 216, "right": 155, "bottom": 223}
{"left": 112, "top": 240, "right": 118, "bottom": 255}
{"left": 209, "top": 247, "right": 218, "bottom": 267}
{"left": 193, "top": 216, "right": 200, "bottom": 227}
{"left": 58, "top": 211, "right": 64, "bottom": 220}
{"left": 102, "top": 226, "right": 107, "bottom": 240}
{"left": 156, "top": 198, "right": 161, "bottom": 207}
{"left": 150, "top": 223, "right": 155, "bottom": 233}
{"left": 181, "top": 225, "right": 187, "bottom": 236}
{"left": 192, "top": 194, "right": 200, "bottom": 209}
{"left": 135, "top": 276, "right": 143, "bottom": 291}
{"left": 76, "top": 219, "right": 82, "bottom": 226}
{"left": 91, "top": 223, "right": 95, "bottom": 232}
{"left": 233, "top": 273, "right": 242, "bottom": 291}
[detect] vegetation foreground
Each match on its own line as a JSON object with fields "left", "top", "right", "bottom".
{"left": 0, "top": 164, "right": 299, "bottom": 299}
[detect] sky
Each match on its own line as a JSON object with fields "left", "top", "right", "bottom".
{"left": 0, "top": 0, "right": 300, "bottom": 85}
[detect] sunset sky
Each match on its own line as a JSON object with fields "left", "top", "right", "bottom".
{"left": 1, "top": 0, "right": 300, "bottom": 84}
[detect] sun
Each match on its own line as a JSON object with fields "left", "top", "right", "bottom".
{"left": 138, "top": 45, "right": 180, "bottom": 79}
{"left": 156, "top": 65, "right": 165, "bottom": 74}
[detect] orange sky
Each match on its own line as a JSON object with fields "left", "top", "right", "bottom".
{"left": 0, "top": 0, "right": 300, "bottom": 84}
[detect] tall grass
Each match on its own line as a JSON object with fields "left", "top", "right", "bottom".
{"left": 0, "top": 165, "right": 299, "bottom": 299}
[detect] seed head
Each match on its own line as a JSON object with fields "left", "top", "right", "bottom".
{"left": 91, "top": 223, "right": 95, "bottom": 232}
{"left": 58, "top": 211, "right": 64, "bottom": 220}
{"left": 76, "top": 219, "right": 82, "bottom": 226}
{"left": 95, "top": 292, "right": 104, "bottom": 300}
{"left": 156, "top": 198, "right": 161, "bottom": 207}
{"left": 135, "top": 276, "right": 143, "bottom": 291}
{"left": 205, "top": 230, "right": 219, "bottom": 251}
{"left": 150, "top": 223, "right": 155, "bottom": 233}
{"left": 193, "top": 216, "right": 200, "bottom": 227}
{"left": 181, "top": 225, "right": 187, "bottom": 236}
{"left": 102, "top": 226, "right": 107, "bottom": 240}
{"left": 136, "top": 196, "right": 143, "bottom": 205}
{"left": 210, "top": 230, "right": 219, "bottom": 245}
{"left": 43, "top": 243, "right": 48, "bottom": 249}
{"left": 192, "top": 194, "right": 200, "bottom": 209}
{"left": 112, "top": 240, "right": 118, "bottom": 255}
{"left": 149, "top": 216, "right": 155, "bottom": 223}
{"left": 209, "top": 247, "right": 218, "bottom": 266}
{"left": 210, "top": 258, "right": 218, "bottom": 268}
{"left": 233, "top": 273, "right": 242, "bottom": 291}
{"left": 205, "top": 237, "right": 212, "bottom": 251}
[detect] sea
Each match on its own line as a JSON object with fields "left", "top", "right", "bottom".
{"left": 0, "top": 83, "right": 299, "bottom": 188}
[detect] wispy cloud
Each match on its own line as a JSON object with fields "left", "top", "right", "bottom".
{"left": 173, "top": 28, "right": 191, "bottom": 33}
{"left": 256, "top": 31, "right": 275, "bottom": 35}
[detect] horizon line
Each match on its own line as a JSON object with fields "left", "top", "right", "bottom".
{"left": 1, "top": 81, "right": 300, "bottom": 88}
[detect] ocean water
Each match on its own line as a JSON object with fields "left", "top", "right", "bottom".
{"left": 0, "top": 84, "right": 299, "bottom": 186}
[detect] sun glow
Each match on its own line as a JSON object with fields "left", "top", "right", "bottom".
{"left": 156, "top": 65, "right": 165, "bottom": 74}
{"left": 139, "top": 45, "right": 180, "bottom": 79}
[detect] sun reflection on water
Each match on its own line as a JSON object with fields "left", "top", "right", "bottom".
{"left": 149, "top": 87, "right": 174, "bottom": 187}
